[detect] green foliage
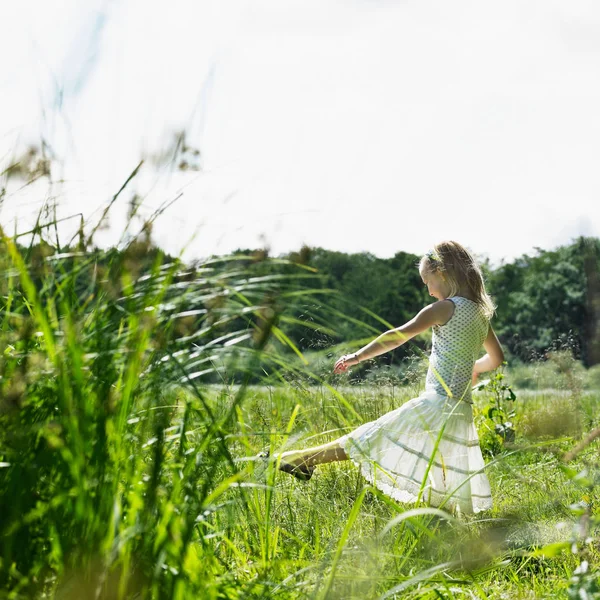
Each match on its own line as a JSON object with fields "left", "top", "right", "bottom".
{"left": 557, "top": 461, "right": 600, "bottom": 599}
{"left": 474, "top": 366, "right": 517, "bottom": 457}
{"left": 0, "top": 232, "right": 334, "bottom": 598}
{"left": 559, "top": 425, "right": 600, "bottom": 599}
{"left": 507, "top": 351, "right": 595, "bottom": 391}
{"left": 253, "top": 238, "right": 600, "bottom": 377}
{"left": 282, "top": 248, "right": 429, "bottom": 365}
{"left": 568, "top": 560, "right": 600, "bottom": 600}
{"left": 489, "top": 237, "right": 600, "bottom": 367}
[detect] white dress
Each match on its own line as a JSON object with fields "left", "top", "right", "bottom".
{"left": 338, "top": 296, "right": 493, "bottom": 514}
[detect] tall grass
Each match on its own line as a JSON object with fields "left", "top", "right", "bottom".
{"left": 0, "top": 219, "right": 338, "bottom": 598}
{"left": 0, "top": 217, "right": 599, "bottom": 599}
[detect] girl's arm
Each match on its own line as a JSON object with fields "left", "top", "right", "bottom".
{"left": 333, "top": 301, "right": 454, "bottom": 373}
{"left": 472, "top": 326, "right": 504, "bottom": 380}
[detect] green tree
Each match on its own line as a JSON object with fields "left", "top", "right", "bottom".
{"left": 490, "top": 237, "right": 600, "bottom": 366}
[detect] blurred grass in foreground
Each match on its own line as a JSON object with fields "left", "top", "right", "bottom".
{"left": 0, "top": 221, "right": 335, "bottom": 598}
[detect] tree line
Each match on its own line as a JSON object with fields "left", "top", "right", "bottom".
{"left": 269, "top": 237, "right": 600, "bottom": 368}
{"left": 3, "top": 234, "right": 599, "bottom": 373}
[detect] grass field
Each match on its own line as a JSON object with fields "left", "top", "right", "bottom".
{"left": 1, "top": 241, "right": 599, "bottom": 599}
{"left": 211, "top": 383, "right": 600, "bottom": 599}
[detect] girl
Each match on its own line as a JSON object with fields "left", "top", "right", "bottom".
{"left": 273, "top": 241, "right": 504, "bottom": 514}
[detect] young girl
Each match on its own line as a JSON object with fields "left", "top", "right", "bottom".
{"left": 273, "top": 241, "right": 504, "bottom": 514}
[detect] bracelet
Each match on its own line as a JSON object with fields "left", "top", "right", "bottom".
{"left": 353, "top": 352, "right": 361, "bottom": 363}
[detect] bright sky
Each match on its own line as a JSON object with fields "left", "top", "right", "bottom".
{"left": 2, "top": 0, "right": 600, "bottom": 265}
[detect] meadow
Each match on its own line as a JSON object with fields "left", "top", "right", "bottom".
{"left": 207, "top": 382, "right": 600, "bottom": 600}
{"left": 0, "top": 234, "right": 599, "bottom": 599}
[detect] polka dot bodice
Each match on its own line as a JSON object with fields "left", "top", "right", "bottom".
{"left": 425, "top": 296, "right": 489, "bottom": 403}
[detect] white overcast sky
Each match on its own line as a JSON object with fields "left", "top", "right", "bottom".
{"left": 1, "top": 0, "right": 600, "bottom": 265}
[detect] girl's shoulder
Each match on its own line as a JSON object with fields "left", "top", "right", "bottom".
{"left": 430, "top": 299, "right": 455, "bottom": 326}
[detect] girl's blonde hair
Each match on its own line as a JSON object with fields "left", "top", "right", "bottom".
{"left": 419, "top": 241, "right": 496, "bottom": 319}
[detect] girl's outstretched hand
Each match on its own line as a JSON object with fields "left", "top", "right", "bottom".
{"left": 333, "top": 353, "right": 360, "bottom": 373}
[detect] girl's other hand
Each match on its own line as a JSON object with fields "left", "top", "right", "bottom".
{"left": 333, "top": 353, "right": 359, "bottom": 373}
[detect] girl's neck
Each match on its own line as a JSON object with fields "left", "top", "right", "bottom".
{"left": 451, "top": 287, "right": 477, "bottom": 302}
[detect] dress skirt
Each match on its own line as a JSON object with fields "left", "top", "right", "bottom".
{"left": 337, "top": 390, "right": 493, "bottom": 514}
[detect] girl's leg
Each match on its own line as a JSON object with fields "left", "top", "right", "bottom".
{"left": 279, "top": 439, "right": 348, "bottom": 468}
